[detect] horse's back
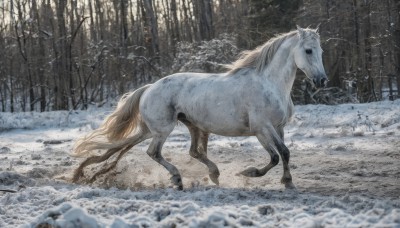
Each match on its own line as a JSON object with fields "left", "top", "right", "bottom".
{"left": 139, "top": 71, "right": 291, "bottom": 136}
{"left": 139, "top": 72, "right": 255, "bottom": 135}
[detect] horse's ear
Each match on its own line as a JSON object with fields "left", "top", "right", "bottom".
{"left": 297, "top": 25, "right": 306, "bottom": 39}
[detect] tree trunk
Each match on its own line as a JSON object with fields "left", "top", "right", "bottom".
{"left": 363, "top": 1, "right": 376, "bottom": 101}
{"left": 395, "top": 0, "right": 400, "bottom": 92}
{"left": 353, "top": 0, "right": 364, "bottom": 102}
{"left": 143, "top": 0, "right": 160, "bottom": 56}
{"left": 181, "top": 0, "right": 193, "bottom": 42}
{"left": 88, "top": 0, "right": 96, "bottom": 42}
{"left": 198, "top": 0, "right": 214, "bottom": 40}
{"left": 55, "top": 0, "right": 68, "bottom": 110}
{"left": 9, "top": 69, "right": 14, "bottom": 113}
{"left": 170, "top": 0, "right": 180, "bottom": 45}
{"left": 120, "top": 0, "right": 129, "bottom": 44}
{"left": 15, "top": 0, "right": 35, "bottom": 111}
{"left": 32, "top": 0, "right": 47, "bottom": 112}
{"left": 95, "top": 0, "right": 105, "bottom": 41}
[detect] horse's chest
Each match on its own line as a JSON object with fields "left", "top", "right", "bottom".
{"left": 271, "top": 107, "right": 289, "bottom": 125}
{"left": 260, "top": 95, "right": 292, "bottom": 127}
{"left": 276, "top": 101, "right": 294, "bottom": 127}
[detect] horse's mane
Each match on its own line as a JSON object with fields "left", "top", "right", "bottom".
{"left": 226, "top": 29, "right": 314, "bottom": 75}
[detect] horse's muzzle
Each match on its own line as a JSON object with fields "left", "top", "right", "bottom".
{"left": 313, "top": 75, "right": 328, "bottom": 88}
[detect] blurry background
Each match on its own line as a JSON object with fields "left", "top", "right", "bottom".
{"left": 0, "top": 0, "right": 399, "bottom": 112}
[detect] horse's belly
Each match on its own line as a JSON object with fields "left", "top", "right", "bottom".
{"left": 194, "top": 120, "right": 252, "bottom": 136}
{"left": 179, "top": 106, "right": 252, "bottom": 136}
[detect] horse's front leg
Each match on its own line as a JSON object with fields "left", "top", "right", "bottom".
{"left": 241, "top": 126, "right": 295, "bottom": 189}
{"left": 269, "top": 125, "right": 295, "bottom": 189}
{"left": 240, "top": 132, "right": 279, "bottom": 178}
{"left": 272, "top": 132, "right": 295, "bottom": 189}
{"left": 275, "top": 126, "right": 295, "bottom": 188}
{"left": 277, "top": 126, "right": 284, "bottom": 142}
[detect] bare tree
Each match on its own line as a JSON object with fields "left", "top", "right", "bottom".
{"left": 0, "top": 0, "right": 398, "bottom": 113}
{"left": 142, "top": 0, "right": 159, "bottom": 55}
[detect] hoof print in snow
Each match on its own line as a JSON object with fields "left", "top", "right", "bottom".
{"left": 31, "top": 154, "right": 42, "bottom": 160}
{"left": 258, "top": 205, "right": 275, "bottom": 215}
{"left": 27, "top": 168, "right": 51, "bottom": 178}
{"left": 43, "top": 139, "right": 72, "bottom": 145}
{"left": 0, "top": 147, "right": 11, "bottom": 154}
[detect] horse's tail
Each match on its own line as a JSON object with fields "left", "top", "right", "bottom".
{"left": 72, "top": 84, "right": 152, "bottom": 183}
{"left": 73, "top": 84, "right": 152, "bottom": 157}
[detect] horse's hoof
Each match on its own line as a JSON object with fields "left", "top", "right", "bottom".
{"left": 240, "top": 167, "right": 263, "bottom": 177}
{"left": 209, "top": 173, "right": 220, "bottom": 185}
{"left": 175, "top": 185, "right": 183, "bottom": 191}
{"left": 284, "top": 182, "right": 296, "bottom": 190}
{"left": 72, "top": 171, "right": 84, "bottom": 183}
{"left": 171, "top": 175, "right": 183, "bottom": 190}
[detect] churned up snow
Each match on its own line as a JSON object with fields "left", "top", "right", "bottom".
{"left": 0, "top": 100, "right": 399, "bottom": 227}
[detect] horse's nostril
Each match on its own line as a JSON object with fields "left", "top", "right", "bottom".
{"left": 321, "top": 78, "right": 326, "bottom": 86}
{"left": 313, "top": 78, "right": 317, "bottom": 85}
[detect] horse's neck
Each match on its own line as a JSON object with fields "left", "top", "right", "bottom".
{"left": 263, "top": 37, "right": 298, "bottom": 101}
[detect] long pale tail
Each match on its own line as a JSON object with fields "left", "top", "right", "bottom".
{"left": 72, "top": 84, "right": 152, "bottom": 183}
{"left": 73, "top": 84, "right": 152, "bottom": 157}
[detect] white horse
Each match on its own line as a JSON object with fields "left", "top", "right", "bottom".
{"left": 73, "top": 26, "right": 327, "bottom": 190}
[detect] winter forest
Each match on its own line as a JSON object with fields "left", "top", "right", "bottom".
{"left": 0, "top": 0, "right": 399, "bottom": 112}
{"left": 1, "top": 1, "right": 400, "bottom": 227}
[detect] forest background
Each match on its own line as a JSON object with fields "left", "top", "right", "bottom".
{"left": 0, "top": 0, "right": 399, "bottom": 112}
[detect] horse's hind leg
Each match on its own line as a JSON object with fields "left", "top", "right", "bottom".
{"left": 147, "top": 133, "right": 183, "bottom": 190}
{"left": 73, "top": 123, "right": 151, "bottom": 183}
{"left": 196, "top": 131, "right": 220, "bottom": 185}
{"left": 181, "top": 121, "right": 220, "bottom": 185}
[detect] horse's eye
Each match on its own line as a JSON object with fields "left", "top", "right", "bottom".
{"left": 305, "top": 49, "right": 312, "bottom": 54}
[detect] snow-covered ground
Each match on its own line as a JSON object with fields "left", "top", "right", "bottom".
{"left": 0, "top": 100, "right": 399, "bottom": 227}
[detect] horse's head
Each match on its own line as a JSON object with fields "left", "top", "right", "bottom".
{"left": 293, "top": 26, "right": 328, "bottom": 88}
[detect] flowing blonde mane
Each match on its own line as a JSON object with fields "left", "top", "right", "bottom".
{"left": 226, "top": 30, "right": 299, "bottom": 74}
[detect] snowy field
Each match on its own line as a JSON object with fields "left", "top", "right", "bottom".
{"left": 0, "top": 100, "right": 400, "bottom": 227}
